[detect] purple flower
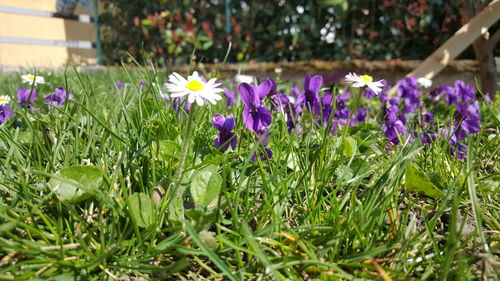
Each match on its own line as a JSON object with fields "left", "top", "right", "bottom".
{"left": 239, "top": 82, "right": 273, "bottom": 132}
{"left": 382, "top": 120, "right": 405, "bottom": 144}
{"left": 138, "top": 80, "right": 146, "bottom": 90}
{"left": 212, "top": 114, "right": 237, "bottom": 152}
{"left": 44, "top": 86, "right": 73, "bottom": 109}
{"left": 271, "top": 93, "right": 300, "bottom": 132}
{"left": 420, "top": 132, "right": 437, "bottom": 145}
{"left": 484, "top": 93, "right": 493, "bottom": 104}
{"left": 296, "top": 75, "right": 323, "bottom": 116}
{"left": 319, "top": 91, "right": 333, "bottom": 127}
{"left": 290, "top": 87, "right": 300, "bottom": 99}
{"left": 455, "top": 80, "right": 475, "bottom": 102}
{"left": 422, "top": 111, "right": 434, "bottom": 123}
{"left": 397, "top": 77, "right": 421, "bottom": 114}
{"left": 251, "top": 127, "right": 273, "bottom": 162}
{"left": 112, "top": 80, "right": 124, "bottom": 90}
{"left": 0, "top": 106, "right": 13, "bottom": 124}
{"left": 455, "top": 117, "right": 481, "bottom": 140}
{"left": 333, "top": 91, "right": 350, "bottom": 127}
{"left": 350, "top": 107, "right": 367, "bottom": 126}
{"left": 434, "top": 85, "right": 458, "bottom": 106}
{"left": 450, "top": 143, "right": 467, "bottom": 159}
{"left": 224, "top": 88, "right": 237, "bottom": 109}
{"left": 17, "top": 86, "right": 36, "bottom": 110}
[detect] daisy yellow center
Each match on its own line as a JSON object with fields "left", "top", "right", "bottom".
{"left": 360, "top": 75, "right": 373, "bottom": 83}
{"left": 186, "top": 80, "right": 204, "bottom": 92}
{"left": 28, "top": 76, "right": 35, "bottom": 80}
{"left": 0, "top": 97, "right": 7, "bottom": 102}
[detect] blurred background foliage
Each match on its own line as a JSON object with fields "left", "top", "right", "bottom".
{"left": 99, "top": 0, "right": 494, "bottom": 66}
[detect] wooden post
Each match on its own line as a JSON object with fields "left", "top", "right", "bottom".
{"left": 389, "top": 0, "right": 500, "bottom": 95}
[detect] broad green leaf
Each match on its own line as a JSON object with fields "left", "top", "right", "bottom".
{"left": 404, "top": 164, "right": 445, "bottom": 198}
{"left": 156, "top": 140, "right": 180, "bottom": 160}
{"left": 286, "top": 152, "right": 300, "bottom": 172}
{"left": 199, "top": 230, "right": 218, "bottom": 250}
{"left": 47, "top": 166, "right": 103, "bottom": 202}
{"left": 342, "top": 136, "right": 358, "bottom": 157}
{"left": 190, "top": 165, "right": 222, "bottom": 208}
{"left": 128, "top": 193, "right": 154, "bottom": 228}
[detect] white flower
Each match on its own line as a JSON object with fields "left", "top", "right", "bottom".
{"left": 164, "top": 71, "right": 223, "bottom": 106}
{"left": 235, "top": 74, "right": 254, "bottom": 84}
{"left": 345, "top": 72, "right": 384, "bottom": 95}
{"left": 21, "top": 74, "right": 45, "bottom": 86}
{"left": 417, "top": 77, "right": 432, "bottom": 88}
{"left": 0, "top": 95, "right": 10, "bottom": 106}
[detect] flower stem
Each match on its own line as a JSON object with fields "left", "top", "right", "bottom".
{"left": 342, "top": 87, "right": 362, "bottom": 139}
{"left": 167, "top": 105, "right": 196, "bottom": 221}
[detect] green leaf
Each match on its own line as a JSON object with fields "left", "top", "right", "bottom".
{"left": 156, "top": 140, "right": 180, "bottom": 160}
{"left": 185, "top": 224, "right": 238, "bottom": 281}
{"left": 47, "top": 166, "right": 103, "bottom": 202}
{"left": 404, "top": 164, "right": 445, "bottom": 198}
{"left": 286, "top": 152, "right": 300, "bottom": 172}
{"left": 190, "top": 165, "right": 222, "bottom": 208}
{"left": 127, "top": 193, "right": 154, "bottom": 228}
{"left": 342, "top": 136, "right": 358, "bottom": 157}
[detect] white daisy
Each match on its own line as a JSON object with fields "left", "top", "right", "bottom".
{"left": 21, "top": 74, "right": 45, "bottom": 86}
{"left": 235, "top": 74, "right": 254, "bottom": 84}
{"left": 345, "top": 72, "right": 384, "bottom": 95}
{"left": 417, "top": 77, "right": 432, "bottom": 88}
{"left": 0, "top": 95, "right": 10, "bottom": 106}
{"left": 164, "top": 71, "right": 223, "bottom": 106}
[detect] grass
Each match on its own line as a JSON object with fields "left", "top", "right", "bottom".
{"left": 0, "top": 67, "right": 498, "bottom": 280}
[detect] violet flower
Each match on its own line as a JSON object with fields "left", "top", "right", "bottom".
{"left": 450, "top": 143, "right": 467, "bottom": 159}
{"left": 212, "top": 114, "right": 237, "bottom": 152}
{"left": 334, "top": 91, "right": 350, "bottom": 127}
{"left": 0, "top": 106, "right": 13, "bottom": 124}
{"left": 296, "top": 75, "right": 323, "bottom": 116}
{"left": 17, "top": 86, "right": 36, "bottom": 110}
{"left": 350, "top": 107, "right": 367, "bottom": 126}
{"left": 44, "top": 86, "right": 73, "bottom": 109}
{"left": 422, "top": 111, "right": 434, "bottom": 123}
{"left": 382, "top": 120, "right": 405, "bottom": 145}
{"left": 251, "top": 127, "right": 273, "bottom": 162}
{"left": 239, "top": 81, "right": 273, "bottom": 132}
{"left": 112, "top": 80, "right": 124, "bottom": 90}
{"left": 420, "top": 132, "right": 437, "bottom": 145}
{"left": 224, "top": 88, "right": 237, "bottom": 109}
{"left": 320, "top": 91, "right": 333, "bottom": 128}
{"left": 397, "top": 77, "right": 421, "bottom": 115}
{"left": 455, "top": 80, "right": 475, "bottom": 102}
{"left": 138, "top": 80, "right": 146, "bottom": 90}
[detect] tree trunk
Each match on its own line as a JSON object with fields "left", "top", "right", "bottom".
{"left": 457, "top": 0, "right": 499, "bottom": 98}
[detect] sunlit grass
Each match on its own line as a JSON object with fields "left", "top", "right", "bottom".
{"left": 0, "top": 67, "right": 498, "bottom": 280}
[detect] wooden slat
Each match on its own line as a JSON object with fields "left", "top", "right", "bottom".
{"left": 0, "top": 12, "right": 95, "bottom": 42}
{"left": 0, "top": 43, "right": 96, "bottom": 67}
{"left": 0, "top": 0, "right": 92, "bottom": 15}
{"left": 407, "top": 0, "right": 500, "bottom": 80}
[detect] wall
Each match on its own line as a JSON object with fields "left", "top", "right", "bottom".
{"left": 0, "top": 0, "right": 97, "bottom": 67}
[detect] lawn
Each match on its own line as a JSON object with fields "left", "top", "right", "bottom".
{"left": 0, "top": 67, "right": 498, "bottom": 280}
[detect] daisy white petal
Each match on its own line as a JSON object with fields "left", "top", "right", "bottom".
{"left": 195, "top": 96, "right": 204, "bottom": 106}
{"left": 417, "top": 77, "right": 432, "bottom": 88}
{"left": 0, "top": 95, "right": 10, "bottom": 106}
{"left": 164, "top": 72, "right": 222, "bottom": 107}
{"left": 345, "top": 73, "right": 383, "bottom": 95}
{"left": 21, "top": 74, "right": 45, "bottom": 86}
